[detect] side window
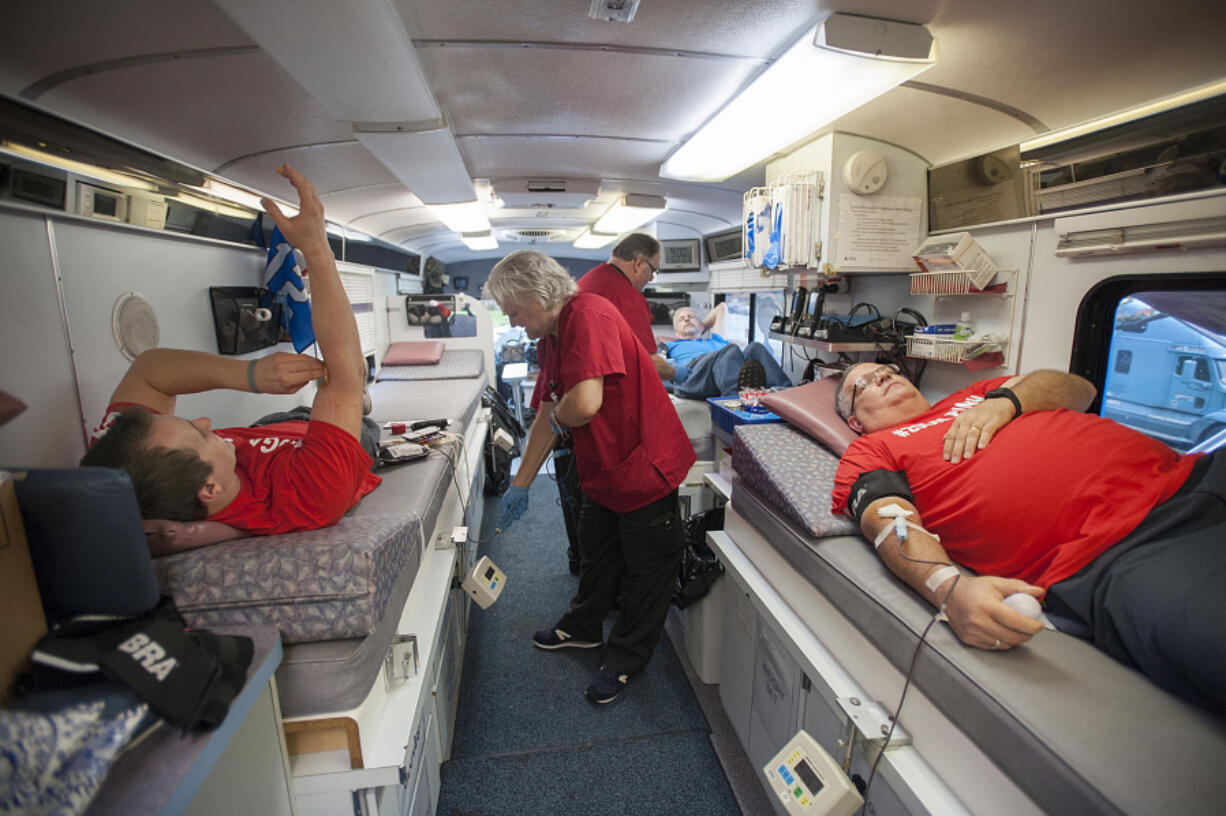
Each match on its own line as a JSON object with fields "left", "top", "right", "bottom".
{"left": 1085, "top": 285, "right": 1226, "bottom": 454}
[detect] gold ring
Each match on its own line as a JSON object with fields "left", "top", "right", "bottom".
{"left": 970, "top": 425, "right": 981, "bottom": 431}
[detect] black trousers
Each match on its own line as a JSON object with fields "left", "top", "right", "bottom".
{"left": 556, "top": 489, "right": 685, "bottom": 677}
{"left": 552, "top": 440, "right": 583, "bottom": 568}
{"left": 1046, "top": 451, "right": 1226, "bottom": 716}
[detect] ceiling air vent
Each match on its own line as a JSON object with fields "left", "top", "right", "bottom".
{"left": 588, "top": 0, "right": 640, "bottom": 23}
{"left": 497, "top": 228, "right": 568, "bottom": 244}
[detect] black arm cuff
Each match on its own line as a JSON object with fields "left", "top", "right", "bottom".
{"left": 848, "top": 469, "right": 913, "bottom": 523}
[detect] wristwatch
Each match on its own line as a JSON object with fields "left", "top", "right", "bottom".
{"left": 985, "top": 386, "right": 1022, "bottom": 419}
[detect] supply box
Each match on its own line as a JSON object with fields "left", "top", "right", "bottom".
{"left": 912, "top": 232, "right": 998, "bottom": 289}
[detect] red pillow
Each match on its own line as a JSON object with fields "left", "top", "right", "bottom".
{"left": 760, "top": 378, "right": 860, "bottom": 456}
{"left": 383, "top": 340, "right": 445, "bottom": 366}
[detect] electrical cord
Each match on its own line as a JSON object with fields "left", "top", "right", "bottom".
{"left": 856, "top": 525, "right": 961, "bottom": 814}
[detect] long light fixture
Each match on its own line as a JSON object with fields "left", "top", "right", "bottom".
{"left": 660, "top": 13, "right": 936, "bottom": 182}
{"left": 1021, "top": 78, "right": 1226, "bottom": 153}
{"left": 0, "top": 140, "right": 157, "bottom": 191}
{"left": 592, "top": 194, "right": 667, "bottom": 234}
{"left": 573, "top": 229, "right": 619, "bottom": 249}
{"left": 327, "top": 223, "right": 373, "bottom": 243}
{"left": 461, "top": 232, "right": 498, "bottom": 251}
{"left": 431, "top": 201, "right": 492, "bottom": 233}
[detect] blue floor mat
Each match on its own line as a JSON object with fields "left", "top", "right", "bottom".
{"left": 437, "top": 477, "right": 739, "bottom": 814}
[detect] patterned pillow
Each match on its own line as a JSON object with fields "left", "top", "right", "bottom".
{"left": 732, "top": 423, "right": 857, "bottom": 538}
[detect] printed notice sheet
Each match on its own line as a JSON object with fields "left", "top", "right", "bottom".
{"left": 835, "top": 194, "right": 922, "bottom": 270}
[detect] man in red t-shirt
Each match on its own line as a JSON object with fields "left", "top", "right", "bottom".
{"left": 486, "top": 249, "right": 696, "bottom": 705}
{"left": 82, "top": 165, "right": 380, "bottom": 549}
{"left": 831, "top": 363, "right": 1224, "bottom": 715}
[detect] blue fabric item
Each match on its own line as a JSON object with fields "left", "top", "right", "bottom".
{"left": 669, "top": 362, "right": 691, "bottom": 384}
{"left": 0, "top": 693, "right": 152, "bottom": 816}
{"left": 664, "top": 334, "right": 728, "bottom": 367}
{"left": 498, "top": 485, "right": 529, "bottom": 530}
{"left": 763, "top": 198, "right": 783, "bottom": 269}
{"left": 674, "top": 342, "right": 791, "bottom": 399}
{"left": 261, "top": 226, "right": 315, "bottom": 353}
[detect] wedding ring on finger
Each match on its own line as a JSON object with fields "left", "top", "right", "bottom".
{"left": 993, "top": 638, "right": 1001, "bottom": 650}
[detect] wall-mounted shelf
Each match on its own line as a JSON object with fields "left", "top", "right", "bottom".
{"left": 909, "top": 269, "right": 1015, "bottom": 296}
{"left": 906, "top": 269, "right": 1017, "bottom": 367}
{"left": 768, "top": 331, "right": 890, "bottom": 352}
{"left": 905, "top": 335, "right": 1008, "bottom": 365}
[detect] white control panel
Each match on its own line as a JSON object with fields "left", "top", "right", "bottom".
{"left": 461, "top": 556, "right": 505, "bottom": 610}
{"left": 764, "top": 730, "right": 863, "bottom": 816}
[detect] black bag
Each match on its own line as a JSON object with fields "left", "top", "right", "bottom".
{"left": 673, "top": 507, "right": 726, "bottom": 609}
{"left": 482, "top": 386, "right": 524, "bottom": 496}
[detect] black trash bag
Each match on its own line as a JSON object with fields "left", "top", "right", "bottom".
{"left": 673, "top": 507, "right": 726, "bottom": 609}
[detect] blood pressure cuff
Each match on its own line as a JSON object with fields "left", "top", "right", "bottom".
{"left": 28, "top": 617, "right": 253, "bottom": 732}
{"left": 848, "top": 468, "right": 913, "bottom": 523}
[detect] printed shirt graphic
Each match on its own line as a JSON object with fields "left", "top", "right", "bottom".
{"left": 93, "top": 407, "right": 379, "bottom": 534}
{"left": 832, "top": 377, "right": 1199, "bottom": 587}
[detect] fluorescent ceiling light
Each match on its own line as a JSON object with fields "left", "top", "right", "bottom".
{"left": 1021, "top": 78, "right": 1226, "bottom": 152}
{"left": 660, "top": 14, "right": 936, "bottom": 182}
{"left": 0, "top": 140, "right": 157, "bottom": 191}
{"left": 169, "top": 193, "right": 257, "bottom": 220}
{"left": 592, "top": 194, "right": 666, "bottom": 234}
{"left": 430, "top": 201, "right": 492, "bottom": 233}
{"left": 461, "top": 232, "right": 499, "bottom": 251}
{"left": 573, "top": 229, "right": 619, "bottom": 249}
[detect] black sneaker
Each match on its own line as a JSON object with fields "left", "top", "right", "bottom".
{"left": 532, "top": 628, "right": 601, "bottom": 650}
{"left": 737, "top": 358, "right": 767, "bottom": 391}
{"left": 585, "top": 665, "right": 628, "bottom": 704}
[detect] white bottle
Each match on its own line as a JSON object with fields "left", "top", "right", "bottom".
{"left": 954, "top": 311, "right": 975, "bottom": 341}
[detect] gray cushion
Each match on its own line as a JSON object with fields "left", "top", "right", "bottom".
{"left": 377, "top": 349, "right": 484, "bottom": 381}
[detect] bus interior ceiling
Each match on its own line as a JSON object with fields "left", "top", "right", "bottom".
{"left": 0, "top": 0, "right": 1224, "bottom": 266}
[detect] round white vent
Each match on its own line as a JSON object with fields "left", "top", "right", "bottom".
{"left": 111, "top": 291, "right": 160, "bottom": 361}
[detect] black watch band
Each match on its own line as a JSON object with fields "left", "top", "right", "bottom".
{"left": 986, "top": 387, "right": 1022, "bottom": 418}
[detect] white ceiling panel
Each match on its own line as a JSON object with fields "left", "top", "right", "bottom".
{"left": 420, "top": 46, "right": 761, "bottom": 143}
{"left": 220, "top": 143, "right": 402, "bottom": 215}
{"left": 32, "top": 52, "right": 353, "bottom": 178}
{"left": 0, "top": 0, "right": 251, "bottom": 92}
{"left": 457, "top": 134, "right": 671, "bottom": 182}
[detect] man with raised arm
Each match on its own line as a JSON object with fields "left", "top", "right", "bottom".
{"left": 82, "top": 165, "right": 379, "bottom": 546}
{"left": 830, "top": 363, "right": 1224, "bottom": 715}
{"left": 664, "top": 304, "right": 792, "bottom": 398}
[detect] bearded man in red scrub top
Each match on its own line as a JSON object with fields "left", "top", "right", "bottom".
{"left": 487, "top": 249, "right": 697, "bottom": 705}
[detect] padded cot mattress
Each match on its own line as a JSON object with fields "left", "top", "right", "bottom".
{"left": 377, "top": 349, "right": 485, "bottom": 381}
{"left": 154, "top": 513, "right": 423, "bottom": 645}
{"left": 671, "top": 395, "right": 714, "bottom": 461}
{"left": 367, "top": 375, "right": 484, "bottom": 429}
{"left": 728, "top": 424, "right": 1226, "bottom": 815}
{"left": 275, "top": 444, "right": 458, "bottom": 718}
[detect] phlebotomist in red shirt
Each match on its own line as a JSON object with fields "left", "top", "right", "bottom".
{"left": 545, "top": 234, "right": 676, "bottom": 575}
{"left": 487, "top": 249, "right": 697, "bottom": 705}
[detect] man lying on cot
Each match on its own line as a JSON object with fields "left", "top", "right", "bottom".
{"left": 664, "top": 304, "right": 792, "bottom": 398}
{"left": 830, "top": 363, "right": 1225, "bottom": 716}
{"left": 82, "top": 164, "right": 380, "bottom": 548}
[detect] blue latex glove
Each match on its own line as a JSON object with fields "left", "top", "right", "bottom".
{"left": 671, "top": 362, "right": 691, "bottom": 384}
{"left": 499, "top": 485, "right": 529, "bottom": 531}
